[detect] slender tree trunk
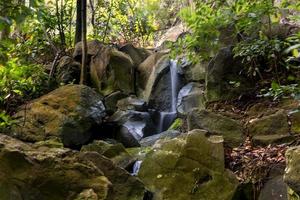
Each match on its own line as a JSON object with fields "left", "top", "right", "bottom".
{"left": 80, "top": 0, "right": 87, "bottom": 85}
{"left": 75, "top": 0, "right": 82, "bottom": 44}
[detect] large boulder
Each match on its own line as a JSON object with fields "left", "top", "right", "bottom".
{"left": 137, "top": 51, "right": 168, "bottom": 91}
{"left": 180, "top": 59, "right": 207, "bottom": 82}
{"left": 55, "top": 56, "right": 81, "bottom": 84}
{"left": 187, "top": 109, "right": 243, "bottom": 147}
{"left": 247, "top": 110, "right": 293, "bottom": 145}
{"left": 143, "top": 57, "right": 183, "bottom": 111}
{"left": 73, "top": 40, "right": 104, "bottom": 61}
{"left": 177, "top": 82, "right": 206, "bottom": 115}
{"left": 119, "top": 43, "right": 151, "bottom": 66}
{"left": 284, "top": 146, "right": 300, "bottom": 198}
{"left": 108, "top": 110, "right": 156, "bottom": 147}
{"left": 104, "top": 91, "right": 128, "bottom": 114}
{"left": 117, "top": 96, "right": 147, "bottom": 112}
{"left": 0, "top": 134, "right": 146, "bottom": 200}
{"left": 90, "top": 48, "right": 135, "bottom": 96}
{"left": 11, "top": 84, "right": 106, "bottom": 148}
{"left": 138, "top": 129, "right": 239, "bottom": 200}
{"left": 206, "top": 47, "right": 251, "bottom": 102}
{"left": 140, "top": 130, "right": 181, "bottom": 147}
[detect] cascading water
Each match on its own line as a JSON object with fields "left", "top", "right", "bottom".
{"left": 131, "top": 160, "right": 142, "bottom": 176}
{"left": 158, "top": 60, "right": 179, "bottom": 132}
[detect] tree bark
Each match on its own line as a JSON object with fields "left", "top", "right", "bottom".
{"left": 80, "top": 0, "right": 87, "bottom": 85}
{"left": 75, "top": 0, "right": 82, "bottom": 45}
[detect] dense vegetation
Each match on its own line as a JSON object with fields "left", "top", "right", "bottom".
{"left": 0, "top": 0, "right": 299, "bottom": 129}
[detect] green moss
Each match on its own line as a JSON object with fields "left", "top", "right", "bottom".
{"left": 168, "top": 118, "right": 183, "bottom": 131}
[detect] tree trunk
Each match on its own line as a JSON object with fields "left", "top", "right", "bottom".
{"left": 80, "top": 0, "right": 87, "bottom": 85}
{"left": 75, "top": 0, "right": 82, "bottom": 45}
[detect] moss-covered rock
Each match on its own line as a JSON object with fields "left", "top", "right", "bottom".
{"left": 11, "top": 84, "right": 106, "bottom": 148}
{"left": 0, "top": 134, "right": 146, "bottom": 200}
{"left": 284, "top": 146, "right": 300, "bottom": 196}
{"left": 248, "top": 110, "right": 289, "bottom": 136}
{"left": 138, "top": 129, "right": 238, "bottom": 200}
{"left": 188, "top": 109, "right": 243, "bottom": 147}
{"left": 81, "top": 140, "right": 135, "bottom": 169}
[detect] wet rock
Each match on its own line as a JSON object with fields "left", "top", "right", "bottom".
{"left": 109, "top": 110, "right": 156, "bottom": 147}
{"left": 55, "top": 56, "right": 81, "bottom": 84}
{"left": 188, "top": 109, "right": 243, "bottom": 147}
{"left": 11, "top": 84, "right": 106, "bottom": 148}
{"left": 117, "top": 96, "right": 147, "bottom": 112}
{"left": 138, "top": 129, "right": 239, "bottom": 200}
{"left": 104, "top": 91, "right": 128, "bottom": 114}
{"left": 140, "top": 130, "right": 181, "bottom": 147}
{"left": 177, "top": 82, "right": 206, "bottom": 115}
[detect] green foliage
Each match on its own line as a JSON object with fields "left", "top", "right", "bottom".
{"left": 179, "top": 0, "right": 275, "bottom": 61}
{"left": 260, "top": 81, "right": 300, "bottom": 100}
{"left": 233, "top": 38, "right": 285, "bottom": 78}
{"left": 0, "top": 111, "right": 15, "bottom": 131}
{"left": 168, "top": 118, "right": 183, "bottom": 131}
{"left": 0, "top": 57, "right": 47, "bottom": 112}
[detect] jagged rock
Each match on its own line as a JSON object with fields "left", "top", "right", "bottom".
{"left": 284, "top": 146, "right": 300, "bottom": 197}
{"left": 119, "top": 43, "right": 151, "bottom": 66}
{"left": 117, "top": 96, "right": 147, "bottom": 112}
{"left": 248, "top": 110, "right": 289, "bottom": 136}
{"left": 73, "top": 40, "right": 104, "bottom": 61}
{"left": 140, "top": 130, "right": 181, "bottom": 147}
{"left": 109, "top": 110, "right": 156, "bottom": 147}
{"left": 188, "top": 109, "right": 243, "bottom": 147}
{"left": 0, "top": 134, "right": 146, "bottom": 200}
{"left": 181, "top": 59, "right": 207, "bottom": 82}
{"left": 138, "top": 129, "right": 239, "bottom": 200}
{"left": 258, "top": 165, "right": 287, "bottom": 200}
{"left": 104, "top": 91, "right": 128, "bottom": 114}
{"left": 206, "top": 47, "right": 251, "bottom": 102}
{"left": 11, "top": 84, "right": 106, "bottom": 148}
{"left": 90, "top": 48, "right": 135, "bottom": 96}
{"left": 289, "top": 110, "right": 300, "bottom": 134}
{"left": 137, "top": 52, "right": 168, "bottom": 91}
{"left": 143, "top": 57, "right": 182, "bottom": 111}
{"left": 81, "top": 140, "right": 135, "bottom": 169}
{"left": 177, "top": 82, "right": 205, "bottom": 115}
{"left": 55, "top": 56, "right": 81, "bottom": 84}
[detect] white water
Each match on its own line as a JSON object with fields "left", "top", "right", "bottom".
{"left": 158, "top": 60, "right": 179, "bottom": 132}
{"left": 131, "top": 160, "right": 142, "bottom": 176}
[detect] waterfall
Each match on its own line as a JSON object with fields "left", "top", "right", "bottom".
{"left": 131, "top": 160, "right": 142, "bottom": 176}
{"left": 158, "top": 60, "right": 179, "bottom": 133}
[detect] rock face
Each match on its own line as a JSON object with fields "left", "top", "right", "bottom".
{"left": 0, "top": 134, "right": 146, "bottom": 200}
{"left": 55, "top": 56, "right": 81, "bottom": 84}
{"left": 206, "top": 47, "right": 250, "bottom": 102}
{"left": 248, "top": 110, "right": 292, "bottom": 146}
{"left": 81, "top": 140, "right": 135, "bottom": 169}
{"left": 138, "top": 129, "right": 239, "bottom": 200}
{"left": 11, "top": 85, "right": 106, "bottom": 148}
{"left": 119, "top": 43, "right": 151, "bottom": 66}
{"left": 188, "top": 109, "right": 243, "bottom": 147}
{"left": 181, "top": 60, "right": 207, "bottom": 82}
{"left": 284, "top": 146, "right": 300, "bottom": 196}
{"left": 140, "top": 130, "right": 181, "bottom": 147}
{"left": 137, "top": 52, "right": 168, "bottom": 91}
{"left": 90, "top": 48, "right": 135, "bottom": 96}
{"left": 177, "top": 82, "right": 205, "bottom": 115}
{"left": 109, "top": 110, "right": 156, "bottom": 147}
